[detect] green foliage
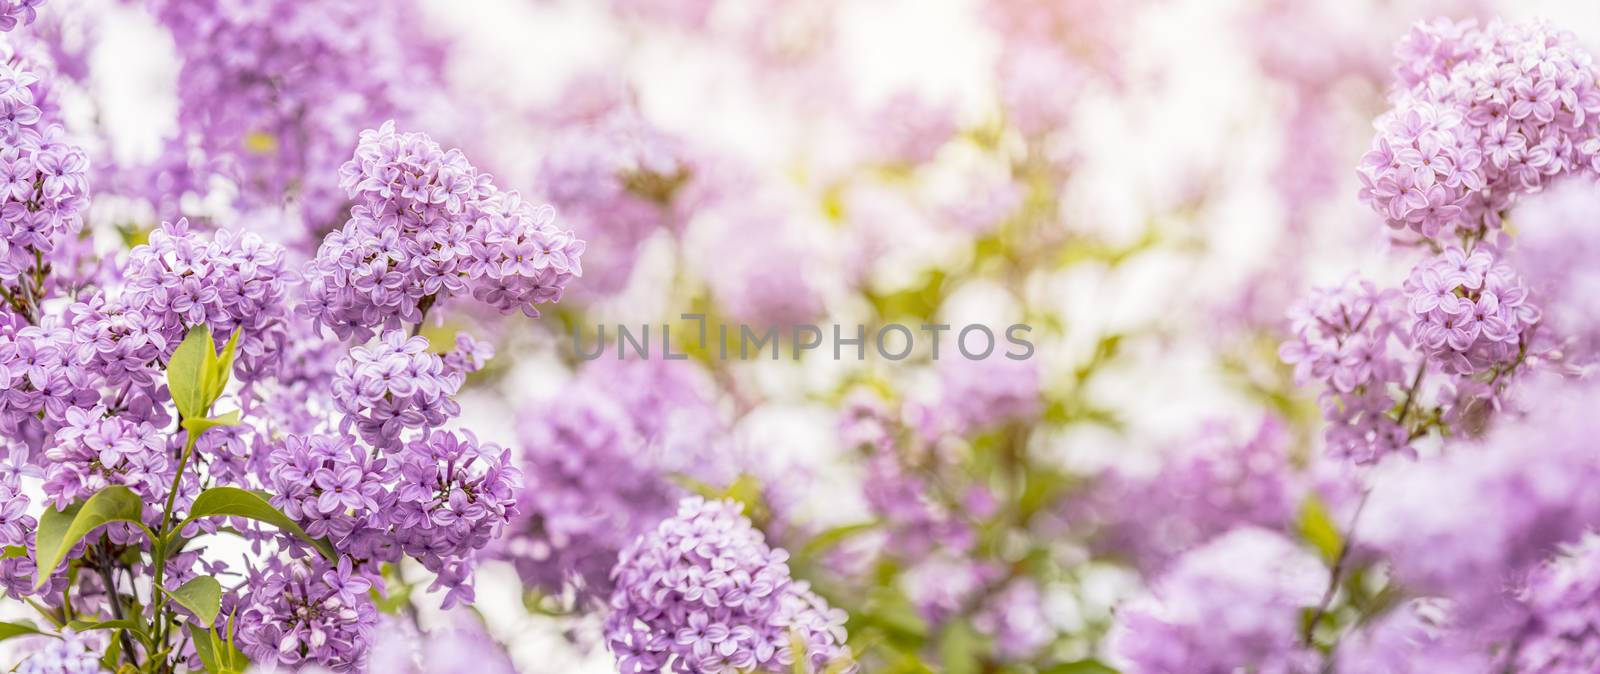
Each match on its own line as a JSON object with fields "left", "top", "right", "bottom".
{"left": 937, "top": 619, "right": 986, "bottom": 674}
{"left": 1042, "top": 660, "right": 1120, "bottom": 674}
{"left": 0, "top": 620, "right": 43, "bottom": 641}
{"left": 166, "top": 576, "right": 223, "bottom": 628}
{"left": 179, "top": 487, "right": 336, "bottom": 560}
{"left": 190, "top": 620, "right": 250, "bottom": 674}
{"left": 1297, "top": 494, "right": 1344, "bottom": 565}
{"left": 166, "top": 325, "right": 241, "bottom": 424}
{"left": 34, "top": 486, "right": 150, "bottom": 588}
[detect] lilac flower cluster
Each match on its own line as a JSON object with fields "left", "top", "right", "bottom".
{"left": 1279, "top": 278, "right": 1414, "bottom": 463}
{"left": 605, "top": 497, "right": 854, "bottom": 674}
{"left": 1075, "top": 418, "right": 1301, "bottom": 573}
{"left": 41, "top": 404, "right": 167, "bottom": 509}
{"left": 0, "top": 50, "right": 86, "bottom": 293}
{"left": 1403, "top": 245, "right": 1539, "bottom": 375}
{"left": 1109, "top": 527, "right": 1326, "bottom": 674}
{"left": 17, "top": 630, "right": 102, "bottom": 674}
{"left": 1358, "top": 19, "right": 1600, "bottom": 240}
{"left": 538, "top": 110, "right": 688, "bottom": 296}
{"left": 840, "top": 392, "right": 975, "bottom": 559}
{"left": 331, "top": 331, "right": 462, "bottom": 449}
{"left": 0, "top": 0, "right": 43, "bottom": 32}
{"left": 305, "top": 121, "right": 584, "bottom": 339}
{"left": 236, "top": 556, "right": 378, "bottom": 672}
{"left": 1515, "top": 536, "right": 1600, "bottom": 674}
{"left": 148, "top": 0, "right": 446, "bottom": 227}
{"left": 502, "top": 357, "right": 727, "bottom": 603}
{"left": 266, "top": 345, "right": 519, "bottom": 612}
{"left": 111, "top": 219, "right": 290, "bottom": 382}
{"left": 917, "top": 354, "right": 1042, "bottom": 438}
{"left": 1362, "top": 376, "right": 1600, "bottom": 627}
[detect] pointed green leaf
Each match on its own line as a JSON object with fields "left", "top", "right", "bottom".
{"left": 0, "top": 620, "right": 42, "bottom": 641}
{"left": 800, "top": 521, "right": 881, "bottom": 560}
{"left": 167, "top": 325, "right": 216, "bottom": 421}
{"left": 203, "top": 328, "right": 242, "bottom": 408}
{"left": 183, "top": 409, "right": 243, "bottom": 438}
{"left": 180, "top": 487, "right": 335, "bottom": 560}
{"left": 190, "top": 624, "right": 221, "bottom": 673}
{"left": 100, "top": 628, "right": 122, "bottom": 670}
{"left": 35, "top": 486, "right": 148, "bottom": 588}
{"left": 190, "top": 623, "right": 249, "bottom": 674}
{"left": 66, "top": 619, "right": 140, "bottom": 632}
{"left": 166, "top": 576, "right": 222, "bottom": 627}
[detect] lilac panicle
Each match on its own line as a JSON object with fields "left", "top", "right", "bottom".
{"left": 605, "top": 497, "right": 855, "bottom": 674}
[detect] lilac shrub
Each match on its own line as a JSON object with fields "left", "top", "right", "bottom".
{"left": 0, "top": 102, "right": 578, "bottom": 672}
{"left": 1109, "top": 16, "right": 1600, "bottom": 674}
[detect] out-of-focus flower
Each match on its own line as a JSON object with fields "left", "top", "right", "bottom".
{"left": 1108, "top": 527, "right": 1327, "bottom": 674}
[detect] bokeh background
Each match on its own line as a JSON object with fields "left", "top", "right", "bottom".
{"left": 21, "top": 0, "right": 1600, "bottom": 671}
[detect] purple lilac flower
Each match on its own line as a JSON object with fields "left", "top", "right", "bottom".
{"left": 605, "top": 497, "right": 854, "bottom": 674}
{"left": 331, "top": 330, "right": 461, "bottom": 450}
{"left": 919, "top": 353, "right": 1042, "bottom": 438}
{"left": 0, "top": 0, "right": 45, "bottom": 32}
{"left": 237, "top": 556, "right": 378, "bottom": 673}
{"left": 305, "top": 122, "right": 583, "bottom": 338}
{"left": 502, "top": 358, "right": 726, "bottom": 603}
{"left": 264, "top": 433, "right": 390, "bottom": 543}
{"left": 17, "top": 630, "right": 102, "bottom": 674}
{"left": 389, "top": 429, "right": 520, "bottom": 609}
{"left": 1508, "top": 177, "right": 1600, "bottom": 367}
{"left": 1362, "top": 376, "right": 1600, "bottom": 629}
{"left": 1075, "top": 417, "right": 1300, "bottom": 574}
{"left": 698, "top": 195, "right": 823, "bottom": 327}
{"left": 1514, "top": 536, "right": 1600, "bottom": 674}
{"left": 111, "top": 219, "right": 291, "bottom": 384}
{"left": 0, "top": 54, "right": 86, "bottom": 285}
{"left": 1279, "top": 277, "right": 1414, "bottom": 463}
{"left": 1108, "top": 527, "right": 1327, "bottom": 674}
{"left": 1334, "top": 600, "right": 1492, "bottom": 673}
{"left": 148, "top": 0, "right": 447, "bottom": 228}
{"left": 537, "top": 109, "right": 687, "bottom": 297}
{"left": 1358, "top": 19, "right": 1600, "bottom": 240}
{"left": 0, "top": 319, "right": 95, "bottom": 437}
{"left": 1403, "top": 245, "right": 1540, "bottom": 376}
{"left": 41, "top": 404, "right": 168, "bottom": 509}
{"left": 974, "top": 579, "right": 1055, "bottom": 661}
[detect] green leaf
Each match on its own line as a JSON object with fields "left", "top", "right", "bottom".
{"left": 35, "top": 486, "right": 148, "bottom": 588}
{"left": 167, "top": 325, "right": 216, "bottom": 421}
{"left": 183, "top": 409, "right": 243, "bottom": 437}
{"left": 1042, "top": 660, "right": 1120, "bottom": 674}
{"left": 166, "top": 576, "right": 222, "bottom": 627}
{"left": 204, "top": 328, "right": 242, "bottom": 408}
{"left": 167, "top": 325, "right": 243, "bottom": 423}
{"left": 937, "top": 619, "right": 985, "bottom": 674}
{"left": 180, "top": 487, "right": 335, "bottom": 560}
{"left": 100, "top": 628, "right": 122, "bottom": 670}
{"left": 67, "top": 619, "right": 141, "bottom": 632}
{"left": 800, "top": 522, "right": 881, "bottom": 560}
{"left": 190, "top": 621, "right": 250, "bottom": 674}
{"left": 1298, "top": 494, "right": 1345, "bottom": 564}
{"left": 0, "top": 620, "right": 43, "bottom": 641}
{"left": 0, "top": 544, "right": 25, "bottom": 560}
